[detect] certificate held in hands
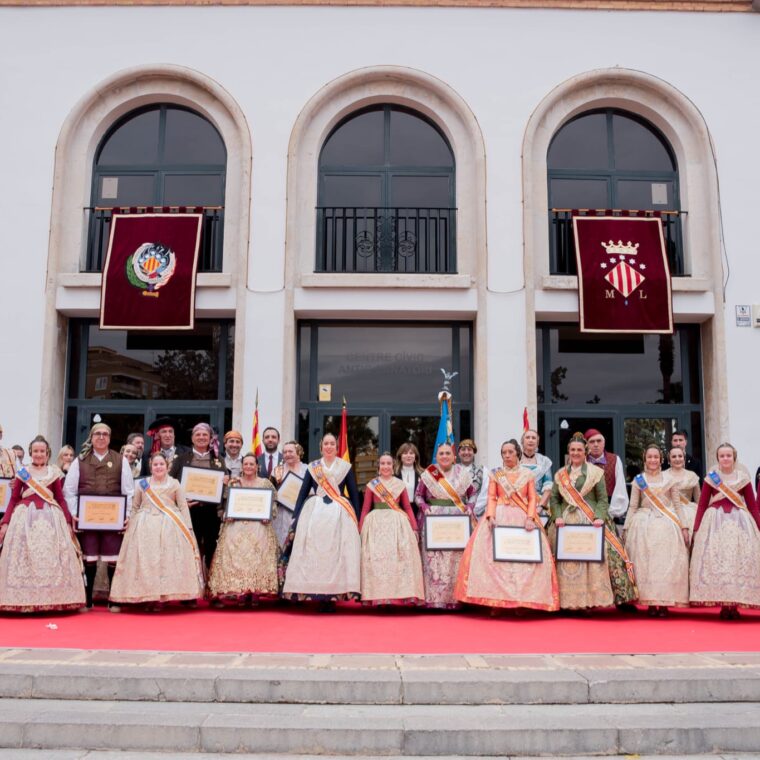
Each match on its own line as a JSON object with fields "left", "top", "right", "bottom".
{"left": 276, "top": 471, "right": 304, "bottom": 511}
{"left": 225, "top": 487, "right": 274, "bottom": 521}
{"left": 181, "top": 466, "right": 225, "bottom": 503}
{"left": 556, "top": 524, "right": 605, "bottom": 561}
{"left": 493, "top": 526, "right": 542, "bottom": 563}
{"left": 425, "top": 515, "right": 471, "bottom": 551}
{"left": 78, "top": 494, "right": 127, "bottom": 531}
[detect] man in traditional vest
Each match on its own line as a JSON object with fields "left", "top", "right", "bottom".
{"left": 585, "top": 428, "right": 628, "bottom": 521}
{"left": 63, "top": 422, "right": 134, "bottom": 610}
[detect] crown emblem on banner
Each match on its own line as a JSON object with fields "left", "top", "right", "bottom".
{"left": 601, "top": 240, "right": 640, "bottom": 256}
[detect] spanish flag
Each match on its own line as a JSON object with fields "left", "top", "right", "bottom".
{"left": 338, "top": 397, "right": 350, "bottom": 463}
{"left": 251, "top": 389, "right": 263, "bottom": 457}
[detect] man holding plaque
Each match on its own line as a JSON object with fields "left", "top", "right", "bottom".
{"left": 170, "top": 422, "right": 225, "bottom": 569}
{"left": 63, "top": 422, "right": 134, "bottom": 610}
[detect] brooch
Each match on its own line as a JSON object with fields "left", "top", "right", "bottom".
{"left": 107, "top": 461, "right": 113, "bottom": 469}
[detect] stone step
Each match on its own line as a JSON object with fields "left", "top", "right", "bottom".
{"left": 0, "top": 754, "right": 756, "bottom": 760}
{"left": 1, "top": 659, "right": 760, "bottom": 705}
{"left": 0, "top": 698, "right": 759, "bottom": 755}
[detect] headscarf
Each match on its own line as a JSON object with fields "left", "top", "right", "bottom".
{"left": 193, "top": 422, "right": 219, "bottom": 458}
{"left": 223, "top": 430, "right": 244, "bottom": 444}
{"left": 79, "top": 422, "right": 111, "bottom": 460}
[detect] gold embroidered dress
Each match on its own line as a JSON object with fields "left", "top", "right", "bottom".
{"left": 624, "top": 472, "right": 689, "bottom": 607}
{"left": 416, "top": 464, "right": 474, "bottom": 609}
{"left": 208, "top": 477, "right": 279, "bottom": 600}
{"left": 689, "top": 466, "right": 760, "bottom": 608}
{"left": 456, "top": 466, "right": 559, "bottom": 611}
{"left": 0, "top": 465, "right": 84, "bottom": 612}
{"left": 281, "top": 458, "right": 362, "bottom": 601}
{"left": 549, "top": 464, "right": 615, "bottom": 610}
{"left": 110, "top": 476, "right": 204, "bottom": 604}
{"left": 359, "top": 476, "right": 423, "bottom": 605}
{"left": 664, "top": 468, "right": 701, "bottom": 541}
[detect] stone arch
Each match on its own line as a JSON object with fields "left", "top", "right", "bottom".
{"left": 42, "top": 64, "right": 252, "bottom": 443}
{"left": 522, "top": 67, "right": 727, "bottom": 452}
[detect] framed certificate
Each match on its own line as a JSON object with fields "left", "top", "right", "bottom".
{"left": 556, "top": 524, "right": 605, "bottom": 562}
{"left": 180, "top": 466, "right": 225, "bottom": 503}
{"left": 277, "top": 471, "right": 304, "bottom": 511}
{"left": 425, "top": 514, "right": 471, "bottom": 551}
{"left": 493, "top": 526, "right": 542, "bottom": 563}
{"left": 225, "top": 487, "right": 274, "bottom": 521}
{"left": 0, "top": 478, "right": 12, "bottom": 514}
{"left": 77, "top": 494, "right": 126, "bottom": 531}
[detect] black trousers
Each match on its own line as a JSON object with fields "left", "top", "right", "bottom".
{"left": 189, "top": 503, "right": 221, "bottom": 569}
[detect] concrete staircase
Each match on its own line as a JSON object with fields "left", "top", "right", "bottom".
{"left": 0, "top": 649, "right": 758, "bottom": 756}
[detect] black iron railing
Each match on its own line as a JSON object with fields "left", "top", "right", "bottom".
{"left": 316, "top": 207, "right": 457, "bottom": 273}
{"left": 84, "top": 206, "right": 224, "bottom": 272}
{"left": 549, "top": 208, "right": 686, "bottom": 276}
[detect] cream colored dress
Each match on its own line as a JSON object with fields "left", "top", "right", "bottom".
{"left": 664, "top": 468, "right": 700, "bottom": 541}
{"left": 208, "top": 478, "right": 279, "bottom": 599}
{"left": 110, "top": 477, "right": 204, "bottom": 603}
{"left": 624, "top": 472, "right": 689, "bottom": 607}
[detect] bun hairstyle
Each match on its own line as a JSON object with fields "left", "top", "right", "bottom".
{"left": 567, "top": 432, "right": 587, "bottom": 451}
{"left": 28, "top": 434, "right": 51, "bottom": 458}
{"left": 716, "top": 442, "right": 738, "bottom": 462}
{"left": 643, "top": 444, "right": 664, "bottom": 465}
{"left": 500, "top": 438, "right": 523, "bottom": 460}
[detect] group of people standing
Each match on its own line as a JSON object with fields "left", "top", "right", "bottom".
{"left": 0, "top": 418, "right": 758, "bottom": 620}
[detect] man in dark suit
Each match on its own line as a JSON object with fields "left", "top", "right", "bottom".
{"left": 663, "top": 429, "right": 703, "bottom": 479}
{"left": 257, "top": 426, "right": 283, "bottom": 478}
{"left": 140, "top": 418, "right": 190, "bottom": 476}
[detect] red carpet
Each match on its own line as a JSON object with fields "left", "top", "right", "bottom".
{"left": 0, "top": 603, "right": 759, "bottom": 654}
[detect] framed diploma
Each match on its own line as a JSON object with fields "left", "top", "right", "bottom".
{"left": 77, "top": 494, "right": 126, "bottom": 531}
{"left": 225, "top": 487, "right": 274, "bottom": 521}
{"left": 180, "top": 466, "right": 225, "bottom": 503}
{"left": 556, "top": 524, "right": 604, "bottom": 562}
{"left": 493, "top": 526, "right": 542, "bottom": 563}
{"left": 425, "top": 514, "right": 471, "bottom": 551}
{"left": 277, "top": 471, "right": 304, "bottom": 511}
{"left": 0, "top": 478, "right": 12, "bottom": 514}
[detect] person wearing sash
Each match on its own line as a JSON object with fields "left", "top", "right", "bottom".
{"left": 359, "top": 452, "right": 423, "bottom": 606}
{"left": 415, "top": 442, "right": 475, "bottom": 609}
{"left": 0, "top": 436, "right": 84, "bottom": 612}
{"left": 623, "top": 445, "right": 689, "bottom": 616}
{"left": 63, "top": 422, "right": 134, "bottom": 610}
{"left": 109, "top": 452, "right": 203, "bottom": 609}
{"left": 664, "top": 446, "right": 701, "bottom": 541}
{"left": 394, "top": 443, "right": 423, "bottom": 521}
{"left": 456, "top": 439, "right": 559, "bottom": 612}
{"left": 208, "top": 452, "right": 279, "bottom": 606}
{"left": 272, "top": 441, "right": 308, "bottom": 549}
{"left": 690, "top": 443, "right": 760, "bottom": 618}
{"left": 520, "top": 429, "right": 553, "bottom": 521}
{"left": 280, "top": 433, "right": 361, "bottom": 610}
{"left": 549, "top": 433, "right": 615, "bottom": 610}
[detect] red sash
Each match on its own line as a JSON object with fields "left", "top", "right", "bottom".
{"left": 368, "top": 478, "right": 404, "bottom": 513}
{"left": 558, "top": 469, "right": 636, "bottom": 585}
{"left": 311, "top": 463, "right": 359, "bottom": 527}
{"left": 424, "top": 465, "right": 468, "bottom": 514}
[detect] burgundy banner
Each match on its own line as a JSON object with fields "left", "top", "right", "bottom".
{"left": 100, "top": 214, "right": 202, "bottom": 331}
{"left": 573, "top": 216, "right": 673, "bottom": 334}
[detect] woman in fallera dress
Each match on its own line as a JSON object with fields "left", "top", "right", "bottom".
{"left": 280, "top": 433, "right": 361, "bottom": 611}
{"left": 455, "top": 439, "right": 559, "bottom": 612}
{"left": 208, "top": 452, "right": 279, "bottom": 606}
{"left": 109, "top": 452, "right": 204, "bottom": 609}
{"left": 689, "top": 443, "right": 760, "bottom": 618}
{"left": 415, "top": 442, "right": 475, "bottom": 609}
{"left": 664, "top": 446, "right": 701, "bottom": 542}
{"left": 0, "top": 436, "right": 85, "bottom": 612}
{"left": 359, "top": 452, "right": 423, "bottom": 606}
{"left": 549, "top": 433, "right": 615, "bottom": 611}
{"left": 272, "top": 441, "right": 308, "bottom": 549}
{"left": 623, "top": 445, "right": 689, "bottom": 616}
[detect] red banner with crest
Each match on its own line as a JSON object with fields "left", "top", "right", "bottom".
{"left": 99, "top": 213, "right": 203, "bottom": 330}
{"left": 573, "top": 216, "right": 673, "bottom": 334}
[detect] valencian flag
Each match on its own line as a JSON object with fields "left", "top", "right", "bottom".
{"left": 573, "top": 216, "right": 673, "bottom": 334}
{"left": 100, "top": 212, "right": 203, "bottom": 330}
{"left": 338, "top": 398, "right": 350, "bottom": 463}
{"left": 434, "top": 393, "right": 454, "bottom": 454}
{"left": 251, "top": 389, "right": 263, "bottom": 458}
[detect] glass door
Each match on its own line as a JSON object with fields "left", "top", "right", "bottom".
{"left": 320, "top": 410, "right": 380, "bottom": 489}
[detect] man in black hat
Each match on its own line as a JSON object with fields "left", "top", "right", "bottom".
{"left": 141, "top": 418, "right": 190, "bottom": 475}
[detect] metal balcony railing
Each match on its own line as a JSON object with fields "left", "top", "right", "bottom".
{"left": 549, "top": 208, "right": 686, "bottom": 276}
{"left": 316, "top": 207, "right": 457, "bottom": 274}
{"left": 84, "top": 206, "right": 224, "bottom": 272}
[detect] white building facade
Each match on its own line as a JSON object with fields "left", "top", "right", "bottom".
{"left": 1, "top": 1, "right": 758, "bottom": 479}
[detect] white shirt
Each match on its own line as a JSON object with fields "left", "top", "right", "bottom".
{"left": 400, "top": 465, "right": 417, "bottom": 503}
{"left": 608, "top": 456, "right": 629, "bottom": 519}
{"left": 63, "top": 452, "right": 135, "bottom": 518}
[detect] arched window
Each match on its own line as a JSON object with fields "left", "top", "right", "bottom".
{"left": 87, "top": 104, "right": 226, "bottom": 272}
{"left": 547, "top": 108, "right": 683, "bottom": 275}
{"left": 316, "top": 105, "right": 456, "bottom": 273}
